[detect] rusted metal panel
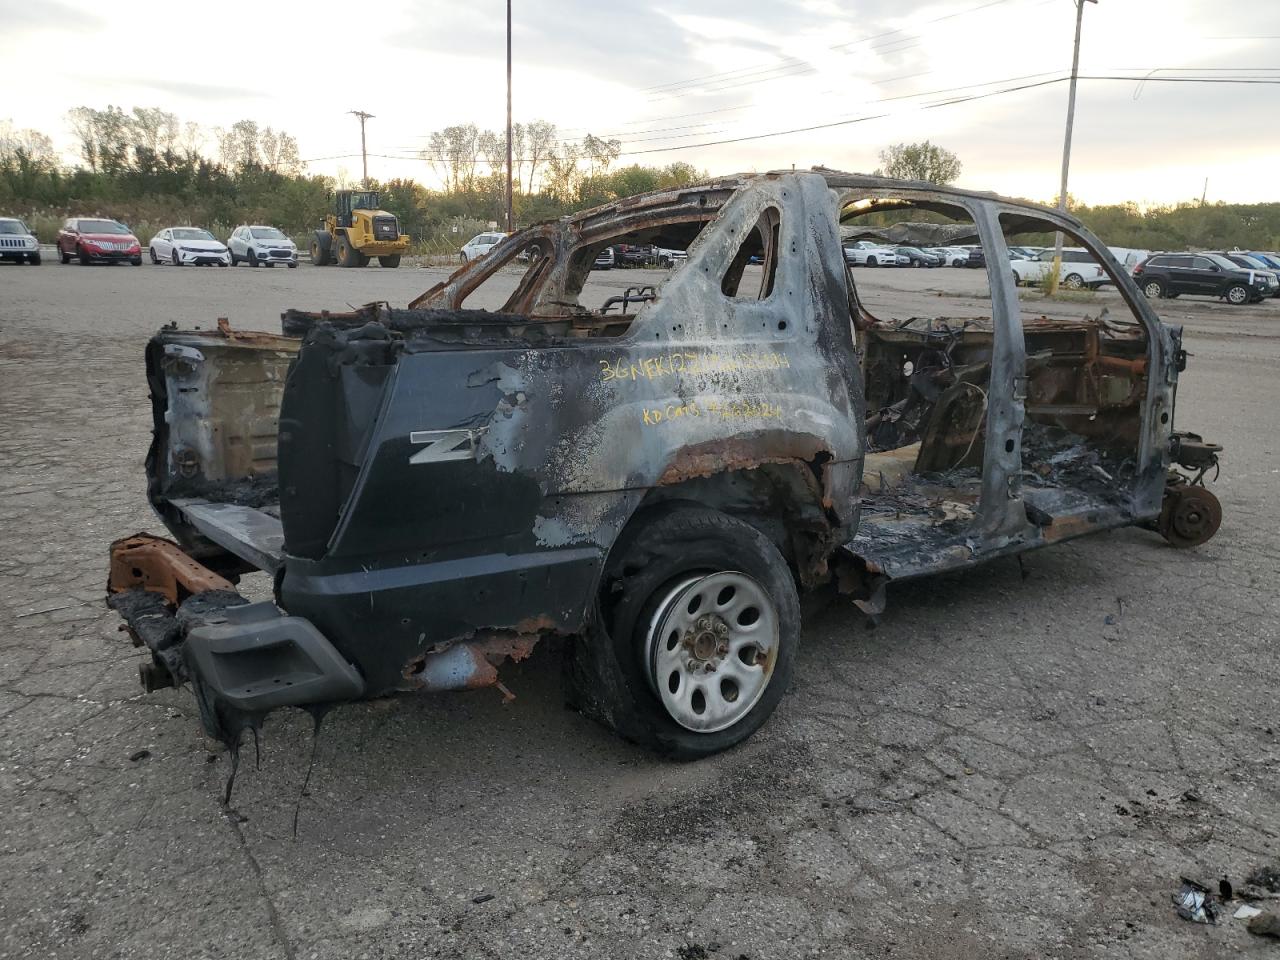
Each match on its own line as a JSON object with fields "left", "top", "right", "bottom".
{"left": 108, "top": 533, "right": 234, "bottom": 604}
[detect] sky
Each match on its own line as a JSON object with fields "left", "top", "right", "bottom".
{"left": 2, "top": 0, "right": 1278, "bottom": 206}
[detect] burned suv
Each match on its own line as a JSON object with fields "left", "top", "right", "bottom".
{"left": 108, "top": 171, "right": 1223, "bottom": 761}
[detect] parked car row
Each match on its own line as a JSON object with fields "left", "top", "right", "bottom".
{"left": 459, "top": 233, "right": 689, "bottom": 270}
{"left": 0, "top": 216, "right": 299, "bottom": 268}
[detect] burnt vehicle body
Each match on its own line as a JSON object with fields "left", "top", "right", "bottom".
{"left": 108, "top": 171, "right": 1223, "bottom": 758}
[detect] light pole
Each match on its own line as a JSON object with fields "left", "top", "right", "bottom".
{"left": 505, "top": 0, "right": 514, "bottom": 232}
{"left": 349, "top": 110, "right": 374, "bottom": 188}
{"left": 1048, "top": 0, "right": 1095, "bottom": 295}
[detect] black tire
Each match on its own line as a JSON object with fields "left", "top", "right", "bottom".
{"left": 60, "top": 247, "right": 71, "bottom": 265}
{"left": 355, "top": 253, "right": 370, "bottom": 268}
{"left": 565, "top": 505, "right": 801, "bottom": 759}
{"left": 1011, "top": 271, "right": 1022, "bottom": 286}
{"left": 1225, "top": 284, "right": 1250, "bottom": 306}
{"left": 1063, "top": 272, "right": 1085, "bottom": 290}
{"left": 1142, "top": 279, "right": 1165, "bottom": 299}
{"left": 229, "top": 250, "right": 238, "bottom": 266}
{"left": 248, "top": 249, "right": 259, "bottom": 267}
{"left": 379, "top": 254, "right": 401, "bottom": 268}
{"left": 171, "top": 249, "right": 181, "bottom": 267}
{"left": 311, "top": 232, "right": 332, "bottom": 266}
{"left": 149, "top": 247, "right": 159, "bottom": 265}
{"left": 337, "top": 234, "right": 361, "bottom": 267}
{"left": 77, "top": 245, "right": 90, "bottom": 265}
{"left": 867, "top": 256, "right": 878, "bottom": 267}
{"left": 287, "top": 261, "right": 297, "bottom": 268}
{"left": 130, "top": 257, "right": 142, "bottom": 266}
{"left": 29, "top": 253, "right": 40, "bottom": 266}
{"left": 460, "top": 252, "right": 469, "bottom": 264}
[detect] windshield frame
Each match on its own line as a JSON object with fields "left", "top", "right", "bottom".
{"left": 0, "top": 219, "right": 30, "bottom": 236}
{"left": 249, "top": 227, "right": 287, "bottom": 240}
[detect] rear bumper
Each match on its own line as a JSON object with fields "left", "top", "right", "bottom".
{"left": 107, "top": 531, "right": 596, "bottom": 735}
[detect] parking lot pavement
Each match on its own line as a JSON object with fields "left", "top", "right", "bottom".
{"left": 1, "top": 260, "right": 1278, "bottom": 959}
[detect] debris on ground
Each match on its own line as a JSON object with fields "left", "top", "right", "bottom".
{"left": 1246, "top": 865, "right": 1280, "bottom": 893}
{"left": 1247, "top": 912, "right": 1280, "bottom": 939}
{"left": 471, "top": 894, "right": 495, "bottom": 905}
{"left": 1234, "top": 904, "right": 1262, "bottom": 920}
{"left": 128, "top": 749, "right": 151, "bottom": 762}
{"left": 1173, "top": 877, "right": 1217, "bottom": 924}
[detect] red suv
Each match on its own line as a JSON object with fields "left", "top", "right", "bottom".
{"left": 57, "top": 218, "right": 142, "bottom": 266}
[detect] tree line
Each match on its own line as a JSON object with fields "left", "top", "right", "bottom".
{"left": 2, "top": 111, "right": 1277, "bottom": 252}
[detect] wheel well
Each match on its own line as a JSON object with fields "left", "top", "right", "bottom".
{"left": 613, "top": 462, "right": 837, "bottom": 591}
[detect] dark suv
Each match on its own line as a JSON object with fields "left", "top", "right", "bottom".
{"left": 1133, "top": 253, "right": 1273, "bottom": 304}
{"left": 1207, "top": 252, "right": 1280, "bottom": 299}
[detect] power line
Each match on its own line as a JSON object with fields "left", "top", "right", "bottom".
{"left": 300, "top": 73, "right": 1280, "bottom": 167}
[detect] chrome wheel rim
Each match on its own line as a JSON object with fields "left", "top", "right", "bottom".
{"left": 644, "top": 571, "right": 779, "bottom": 733}
{"left": 1228, "top": 286, "right": 1246, "bottom": 304}
{"left": 1064, "top": 274, "right": 1083, "bottom": 289}
{"left": 1144, "top": 281, "right": 1162, "bottom": 298}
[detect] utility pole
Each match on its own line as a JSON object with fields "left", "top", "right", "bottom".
{"left": 505, "top": 0, "right": 514, "bottom": 232}
{"left": 349, "top": 110, "right": 374, "bottom": 188}
{"left": 1048, "top": 0, "right": 1095, "bottom": 295}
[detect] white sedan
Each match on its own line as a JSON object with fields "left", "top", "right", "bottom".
{"left": 927, "top": 246, "right": 970, "bottom": 267}
{"left": 149, "top": 227, "right": 230, "bottom": 267}
{"left": 460, "top": 232, "right": 507, "bottom": 263}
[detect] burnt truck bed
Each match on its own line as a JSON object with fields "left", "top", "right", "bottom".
{"left": 109, "top": 170, "right": 1223, "bottom": 758}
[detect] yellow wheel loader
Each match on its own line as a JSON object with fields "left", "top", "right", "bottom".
{"left": 310, "top": 190, "right": 410, "bottom": 268}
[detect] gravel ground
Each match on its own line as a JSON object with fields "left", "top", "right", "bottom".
{"left": 1, "top": 259, "right": 1278, "bottom": 960}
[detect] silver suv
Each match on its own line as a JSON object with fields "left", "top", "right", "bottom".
{"left": 0, "top": 217, "right": 40, "bottom": 265}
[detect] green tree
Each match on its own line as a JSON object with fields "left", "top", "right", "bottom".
{"left": 877, "top": 141, "right": 962, "bottom": 184}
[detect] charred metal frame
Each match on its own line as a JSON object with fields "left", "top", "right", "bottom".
{"left": 114, "top": 170, "right": 1209, "bottom": 738}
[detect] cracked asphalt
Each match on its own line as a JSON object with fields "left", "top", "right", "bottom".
{"left": 1, "top": 259, "right": 1278, "bottom": 959}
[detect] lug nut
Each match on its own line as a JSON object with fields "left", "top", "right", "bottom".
{"left": 717, "top": 642, "right": 729, "bottom": 655}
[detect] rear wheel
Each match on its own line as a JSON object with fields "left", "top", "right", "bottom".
{"left": 564, "top": 505, "right": 800, "bottom": 759}
{"left": 379, "top": 254, "right": 401, "bottom": 268}
{"left": 1225, "top": 284, "right": 1249, "bottom": 305}
{"left": 1142, "top": 279, "right": 1165, "bottom": 299}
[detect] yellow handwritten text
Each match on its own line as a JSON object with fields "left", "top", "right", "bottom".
{"left": 599, "top": 350, "right": 791, "bottom": 383}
